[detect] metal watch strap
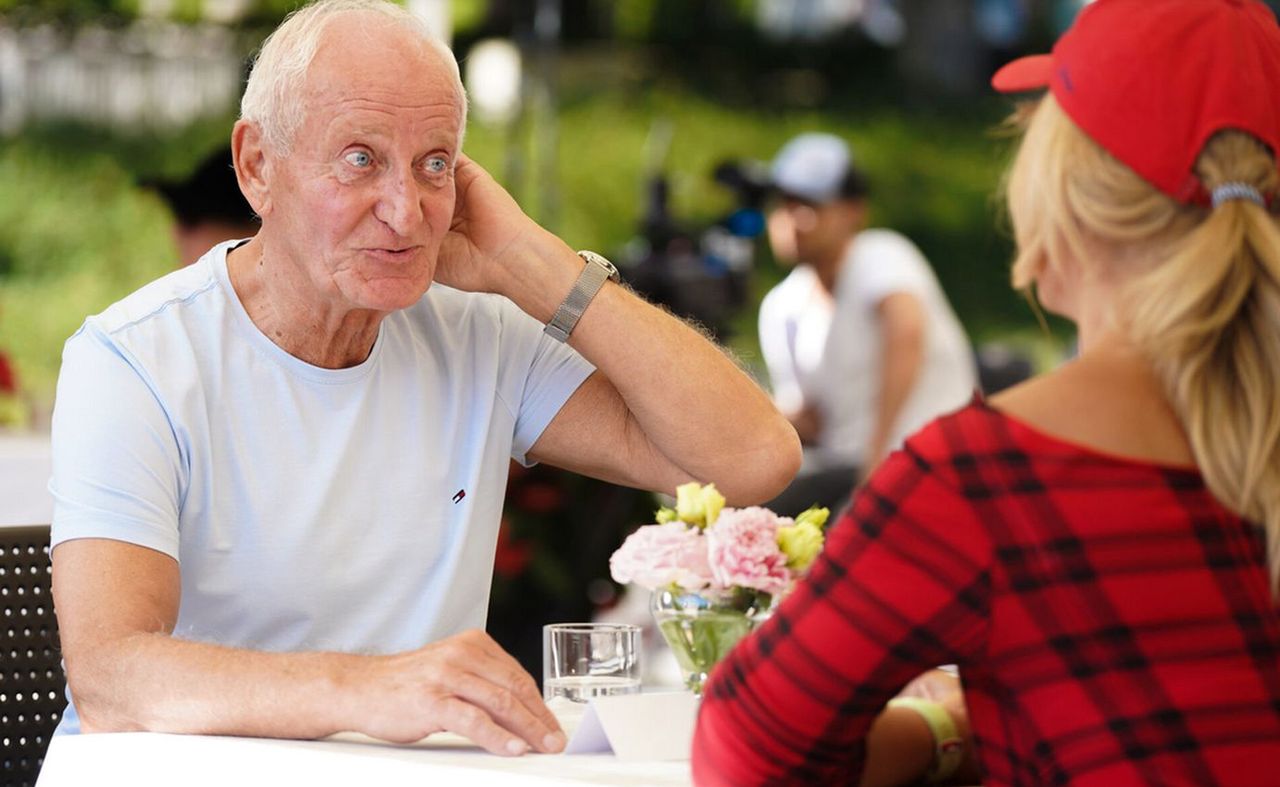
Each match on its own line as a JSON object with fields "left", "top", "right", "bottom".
{"left": 544, "top": 251, "right": 619, "bottom": 342}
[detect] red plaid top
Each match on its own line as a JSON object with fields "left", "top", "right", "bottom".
{"left": 693, "top": 401, "right": 1280, "bottom": 786}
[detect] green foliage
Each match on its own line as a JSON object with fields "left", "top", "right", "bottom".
{"left": 613, "top": 0, "right": 654, "bottom": 40}
{"left": 0, "top": 133, "right": 180, "bottom": 400}
{"left": 0, "top": 392, "right": 28, "bottom": 428}
{"left": 0, "top": 0, "right": 136, "bottom": 26}
{"left": 450, "top": 0, "right": 486, "bottom": 35}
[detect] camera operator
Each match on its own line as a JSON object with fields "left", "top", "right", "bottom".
{"left": 759, "top": 133, "right": 976, "bottom": 516}
{"left": 619, "top": 157, "right": 770, "bottom": 341}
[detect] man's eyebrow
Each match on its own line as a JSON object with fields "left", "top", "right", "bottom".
{"left": 325, "top": 123, "right": 386, "bottom": 140}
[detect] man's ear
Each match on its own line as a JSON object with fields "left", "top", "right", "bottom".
{"left": 839, "top": 199, "right": 868, "bottom": 232}
{"left": 231, "top": 120, "right": 272, "bottom": 218}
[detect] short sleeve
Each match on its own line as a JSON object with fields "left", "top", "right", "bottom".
{"left": 839, "top": 229, "right": 935, "bottom": 310}
{"left": 495, "top": 299, "right": 596, "bottom": 466}
{"left": 758, "top": 284, "right": 804, "bottom": 413}
{"left": 49, "top": 324, "right": 184, "bottom": 559}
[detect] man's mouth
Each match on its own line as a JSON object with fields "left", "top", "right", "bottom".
{"left": 365, "top": 246, "right": 421, "bottom": 261}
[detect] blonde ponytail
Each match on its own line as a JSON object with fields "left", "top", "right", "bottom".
{"left": 1126, "top": 133, "right": 1280, "bottom": 592}
{"left": 1006, "top": 96, "right": 1280, "bottom": 593}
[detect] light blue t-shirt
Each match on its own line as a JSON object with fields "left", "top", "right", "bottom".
{"left": 49, "top": 240, "right": 594, "bottom": 733}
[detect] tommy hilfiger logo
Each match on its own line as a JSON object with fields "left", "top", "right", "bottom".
{"left": 452, "top": 489, "right": 466, "bottom": 504}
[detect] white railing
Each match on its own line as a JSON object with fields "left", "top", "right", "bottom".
{"left": 0, "top": 21, "right": 246, "bottom": 133}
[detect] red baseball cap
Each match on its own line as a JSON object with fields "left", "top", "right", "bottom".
{"left": 992, "top": 0, "right": 1280, "bottom": 205}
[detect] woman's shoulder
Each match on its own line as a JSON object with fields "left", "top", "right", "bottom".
{"left": 900, "top": 350, "right": 1198, "bottom": 485}
{"left": 984, "top": 350, "right": 1197, "bottom": 470}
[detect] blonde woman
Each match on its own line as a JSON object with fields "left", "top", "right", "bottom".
{"left": 692, "top": 1, "right": 1280, "bottom": 784}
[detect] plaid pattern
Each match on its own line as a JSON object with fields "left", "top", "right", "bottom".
{"left": 693, "top": 401, "right": 1280, "bottom": 786}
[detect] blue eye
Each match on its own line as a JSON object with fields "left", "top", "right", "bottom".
{"left": 425, "top": 156, "right": 449, "bottom": 174}
{"left": 344, "top": 150, "right": 372, "bottom": 168}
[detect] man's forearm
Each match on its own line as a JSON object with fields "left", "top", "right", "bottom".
{"left": 71, "top": 633, "right": 365, "bottom": 738}
{"left": 70, "top": 627, "right": 562, "bottom": 754}
{"left": 503, "top": 232, "right": 801, "bottom": 503}
{"left": 868, "top": 351, "right": 921, "bottom": 469}
{"left": 867, "top": 294, "right": 926, "bottom": 471}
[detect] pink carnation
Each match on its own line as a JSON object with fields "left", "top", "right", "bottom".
{"left": 706, "top": 507, "right": 791, "bottom": 594}
{"left": 609, "top": 522, "right": 712, "bottom": 591}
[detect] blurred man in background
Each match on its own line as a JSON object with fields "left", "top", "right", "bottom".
{"left": 150, "top": 147, "right": 258, "bottom": 267}
{"left": 759, "top": 133, "right": 975, "bottom": 515}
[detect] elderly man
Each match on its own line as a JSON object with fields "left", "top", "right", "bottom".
{"left": 48, "top": 0, "right": 799, "bottom": 757}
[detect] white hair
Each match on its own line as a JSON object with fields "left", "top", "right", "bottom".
{"left": 240, "top": 0, "right": 467, "bottom": 154}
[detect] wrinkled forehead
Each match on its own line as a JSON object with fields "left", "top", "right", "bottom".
{"left": 299, "top": 12, "right": 466, "bottom": 134}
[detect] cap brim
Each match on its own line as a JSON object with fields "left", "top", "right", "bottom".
{"left": 772, "top": 187, "right": 824, "bottom": 206}
{"left": 991, "top": 54, "right": 1053, "bottom": 93}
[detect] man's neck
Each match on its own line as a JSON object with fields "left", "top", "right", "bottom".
{"left": 226, "top": 239, "right": 384, "bottom": 369}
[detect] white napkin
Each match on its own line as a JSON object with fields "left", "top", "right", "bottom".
{"left": 562, "top": 692, "right": 700, "bottom": 761}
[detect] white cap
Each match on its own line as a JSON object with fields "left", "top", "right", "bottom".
{"left": 770, "top": 133, "right": 854, "bottom": 204}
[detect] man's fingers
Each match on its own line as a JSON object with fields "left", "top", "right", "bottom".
{"left": 440, "top": 632, "right": 565, "bottom": 750}
{"left": 455, "top": 644, "right": 563, "bottom": 748}
{"left": 449, "top": 671, "right": 565, "bottom": 753}
{"left": 432, "top": 696, "right": 531, "bottom": 756}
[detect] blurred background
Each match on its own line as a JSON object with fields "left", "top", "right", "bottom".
{"left": 7, "top": 0, "right": 1257, "bottom": 677}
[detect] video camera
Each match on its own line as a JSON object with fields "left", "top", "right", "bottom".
{"left": 615, "top": 125, "right": 773, "bottom": 339}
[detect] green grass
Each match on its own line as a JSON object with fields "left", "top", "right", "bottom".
{"left": 0, "top": 86, "right": 1063, "bottom": 410}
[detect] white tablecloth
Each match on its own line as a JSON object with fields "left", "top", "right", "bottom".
{"left": 36, "top": 703, "right": 695, "bottom": 787}
{"left": 0, "top": 432, "right": 52, "bottom": 526}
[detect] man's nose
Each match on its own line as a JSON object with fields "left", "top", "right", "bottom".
{"left": 374, "top": 168, "right": 424, "bottom": 235}
{"left": 778, "top": 201, "right": 818, "bottom": 232}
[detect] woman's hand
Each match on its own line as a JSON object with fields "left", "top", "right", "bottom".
{"left": 897, "top": 669, "right": 982, "bottom": 785}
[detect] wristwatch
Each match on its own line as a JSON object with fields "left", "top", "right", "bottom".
{"left": 544, "top": 250, "right": 620, "bottom": 343}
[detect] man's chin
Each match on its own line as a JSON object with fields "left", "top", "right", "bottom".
{"left": 350, "top": 280, "right": 433, "bottom": 313}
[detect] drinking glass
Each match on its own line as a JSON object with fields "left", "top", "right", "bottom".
{"left": 542, "top": 623, "right": 641, "bottom": 702}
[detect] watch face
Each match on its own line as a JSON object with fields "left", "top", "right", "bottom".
{"left": 579, "top": 250, "right": 620, "bottom": 282}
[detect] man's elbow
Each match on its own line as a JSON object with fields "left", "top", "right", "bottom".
{"left": 62, "top": 645, "right": 153, "bottom": 734}
{"left": 64, "top": 678, "right": 132, "bottom": 734}
{"left": 725, "top": 416, "right": 803, "bottom": 505}
{"left": 766, "top": 419, "right": 804, "bottom": 497}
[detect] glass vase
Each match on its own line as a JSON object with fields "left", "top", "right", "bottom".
{"left": 650, "top": 586, "right": 776, "bottom": 695}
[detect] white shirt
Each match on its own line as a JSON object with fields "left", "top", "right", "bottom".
{"left": 49, "top": 240, "right": 595, "bottom": 732}
{"left": 759, "top": 228, "right": 975, "bottom": 467}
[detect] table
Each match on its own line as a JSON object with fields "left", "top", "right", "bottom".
{"left": 0, "top": 431, "right": 52, "bottom": 526}
{"left": 36, "top": 703, "right": 695, "bottom": 787}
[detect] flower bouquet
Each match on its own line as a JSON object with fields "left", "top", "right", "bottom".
{"left": 609, "top": 482, "right": 829, "bottom": 694}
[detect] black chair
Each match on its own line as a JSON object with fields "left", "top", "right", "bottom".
{"left": 0, "top": 525, "right": 66, "bottom": 787}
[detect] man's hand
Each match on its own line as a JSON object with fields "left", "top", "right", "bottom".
{"left": 436, "top": 155, "right": 547, "bottom": 295}
{"left": 355, "top": 629, "right": 566, "bottom": 756}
